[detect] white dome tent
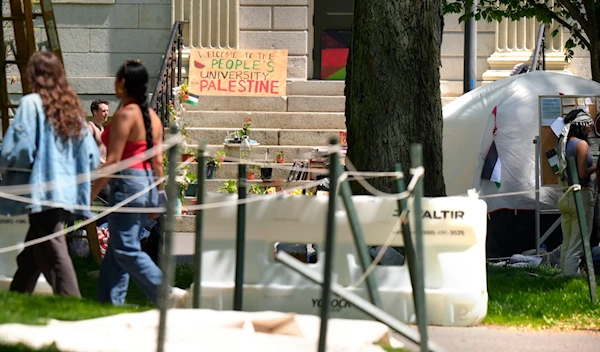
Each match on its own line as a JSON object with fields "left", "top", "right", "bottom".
{"left": 443, "top": 71, "right": 600, "bottom": 256}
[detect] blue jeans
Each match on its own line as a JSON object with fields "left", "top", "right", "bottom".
{"left": 97, "top": 168, "right": 162, "bottom": 306}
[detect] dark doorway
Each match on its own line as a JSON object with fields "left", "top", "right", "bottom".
{"left": 313, "top": 1, "right": 353, "bottom": 79}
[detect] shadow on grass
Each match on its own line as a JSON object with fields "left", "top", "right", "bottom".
{"left": 0, "top": 256, "right": 195, "bottom": 326}
{"left": 74, "top": 256, "right": 195, "bottom": 307}
{"left": 484, "top": 265, "right": 600, "bottom": 329}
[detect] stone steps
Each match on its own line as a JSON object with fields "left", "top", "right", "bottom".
{"left": 180, "top": 179, "right": 316, "bottom": 201}
{"left": 185, "top": 127, "right": 344, "bottom": 146}
{"left": 184, "top": 161, "right": 301, "bottom": 180}
{"left": 287, "top": 96, "right": 346, "bottom": 112}
{"left": 184, "top": 111, "right": 345, "bottom": 129}
{"left": 185, "top": 92, "right": 455, "bottom": 110}
{"left": 286, "top": 80, "right": 345, "bottom": 96}
{"left": 195, "top": 144, "right": 331, "bottom": 162}
{"left": 185, "top": 95, "right": 345, "bottom": 113}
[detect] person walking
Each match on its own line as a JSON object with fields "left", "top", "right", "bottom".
{"left": 557, "top": 109, "right": 597, "bottom": 276}
{"left": 0, "top": 51, "right": 100, "bottom": 296}
{"left": 91, "top": 59, "right": 187, "bottom": 307}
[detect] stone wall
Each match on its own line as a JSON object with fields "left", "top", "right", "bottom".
{"left": 440, "top": 14, "right": 497, "bottom": 96}
{"left": 3, "top": 0, "right": 594, "bottom": 109}
{"left": 239, "top": 0, "right": 309, "bottom": 80}
{"left": 52, "top": 0, "right": 172, "bottom": 114}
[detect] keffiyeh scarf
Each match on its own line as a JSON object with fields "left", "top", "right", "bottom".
{"left": 557, "top": 111, "right": 593, "bottom": 184}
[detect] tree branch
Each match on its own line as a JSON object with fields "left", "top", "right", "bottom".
{"left": 526, "top": 0, "right": 591, "bottom": 48}
{"left": 556, "top": 0, "right": 589, "bottom": 34}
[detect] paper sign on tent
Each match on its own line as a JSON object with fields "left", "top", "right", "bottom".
{"left": 550, "top": 117, "right": 565, "bottom": 137}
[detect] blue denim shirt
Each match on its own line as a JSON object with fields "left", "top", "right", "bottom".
{"left": 0, "top": 93, "right": 100, "bottom": 217}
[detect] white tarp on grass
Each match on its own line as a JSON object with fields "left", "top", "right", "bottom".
{"left": 0, "top": 309, "right": 403, "bottom": 352}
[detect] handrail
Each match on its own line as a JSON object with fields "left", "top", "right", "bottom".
{"left": 530, "top": 24, "right": 546, "bottom": 72}
{"left": 151, "top": 21, "right": 183, "bottom": 127}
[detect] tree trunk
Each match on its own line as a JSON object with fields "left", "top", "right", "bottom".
{"left": 345, "top": 0, "right": 446, "bottom": 196}
{"left": 591, "top": 43, "right": 600, "bottom": 83}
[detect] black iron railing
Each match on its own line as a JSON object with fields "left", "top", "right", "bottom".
{"left": 530, "top": 24, "right": 546, "bottom": 72}
{"left": 151, "top": 21, "right": 184, "bottom": 127}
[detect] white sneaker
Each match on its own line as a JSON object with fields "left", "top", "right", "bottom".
{"left": 168, "top": 287, "right": 190, "bottom": 308}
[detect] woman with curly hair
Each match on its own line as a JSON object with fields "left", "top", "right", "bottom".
{"left": 0, "top": 51, "right": 100, "bottom": 296}
{"left": 91, "top": 60, "right": 188, "bottom": 307}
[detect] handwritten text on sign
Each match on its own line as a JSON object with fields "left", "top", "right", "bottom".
{"left": 188, "top": 49, "right": 288, "bottom": 96}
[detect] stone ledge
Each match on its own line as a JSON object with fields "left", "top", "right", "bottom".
{"left": 287, "top": 81, "right": 345, "bottom": 96}
{"left": 279, "top": 129, "right": 344, "bottom": 146}
{"left": 287, "top": 96, "right": 346, "bottom": 112}
{"left": 240, "top": 0, "right": 308, "bottom": 5}
{"left": 287, "top": 56, "right": 307, "bottom": 79}
{"left": 201, "top": 145, "right": 331, "bottom": 161}
{"left": 52, "top": 0, "right": 115, "bottom": 3}
{"left": 184, "top": 111, "right": 345, "bottom": 129}
{"left": 185, "top": 128, "right": 280, "bottom": 145}
{"left": 186, "top": 96, "right": 288, "bottom": 112}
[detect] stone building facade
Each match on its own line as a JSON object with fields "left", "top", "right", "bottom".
{"left": 5, "top": 0, "right": 593, "bottom": 111}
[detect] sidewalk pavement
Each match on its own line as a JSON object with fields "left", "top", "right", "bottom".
{"left": 397, "top": 326, "right": 600, "bottom": 352}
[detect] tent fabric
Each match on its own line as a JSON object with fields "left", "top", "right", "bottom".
{"left": 443, "top": 71, "right": 600, "bottom": 212}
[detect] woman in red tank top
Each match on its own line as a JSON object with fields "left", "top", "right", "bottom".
{"left": 91, "top": 60, "right": 188, "bottom": 307}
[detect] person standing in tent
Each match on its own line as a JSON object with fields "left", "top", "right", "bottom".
{"left": 557, "top": 109, "right": 596, "bottom": 276}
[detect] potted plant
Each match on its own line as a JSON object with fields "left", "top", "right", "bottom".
{"left": 168, "top": 174, "right": 189, "bottom": 214}
{"left": 224, "top": 116, "right": 252, "bottom": 144}
{"left": 249, "top": 184, "right": 265, "bottom": 194}
{"left": 216, "top": 150, "right": 226, "bottom": 162}
{"left": 239, "top": 116, "right": 252, "bottom": 139}
{"left": 275, "top": 150, "right": 285, "bottom": 164}
{"left": 218, "top": 180, "right": 237, "bottom": 194}
{"left": 185, "top": 172, "right": 197, "bottom": 196}
{"left": 246, "top": 164, "right": 260, "bottom": 180}
{"left": 181, "top": 147, "right": 195, "bottom": 163}
{"left": 246, "top": 168, "right": 256, "bottom": 180}
{"left": 206, "top": 157, "right": 221, "bottom": 179}
{"left": 260, "top": 162, "right": 273, "bottom": 180}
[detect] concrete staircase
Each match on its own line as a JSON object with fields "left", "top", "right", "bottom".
{"left": 175, "top": 81, "right": 461, "bottom": 230}
{"left": 178, "top": 79, "right": 461, "bottom": 193}
{"left": 177, "top": 80, "right": 345, "bottom": 199}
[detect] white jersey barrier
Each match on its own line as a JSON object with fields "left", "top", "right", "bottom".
{"left": 0, "top": 216, "right": 53, "bottom": 294}
{"left": 188, "top": 193, "right": 488, "bottom": 327}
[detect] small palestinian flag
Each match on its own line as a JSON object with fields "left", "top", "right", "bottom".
{"left": 481, "top": 140, "right": 501, "bottom": 188}
{"left": 185, "top": 92, "right": 199, "bottom": 106}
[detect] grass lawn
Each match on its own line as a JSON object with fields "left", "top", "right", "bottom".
{"left": 0, "top": 256, "right": 195, "bottom": 325}
{"left": 0, "top": 258, "right": 599, "bottom": 351}
{"left": 484, "top": 265, "right": 600, "bottom": 330}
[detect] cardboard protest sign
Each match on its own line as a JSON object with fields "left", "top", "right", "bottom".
{"left": 188, "top": 49, "right": 288, "bottom": 96}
